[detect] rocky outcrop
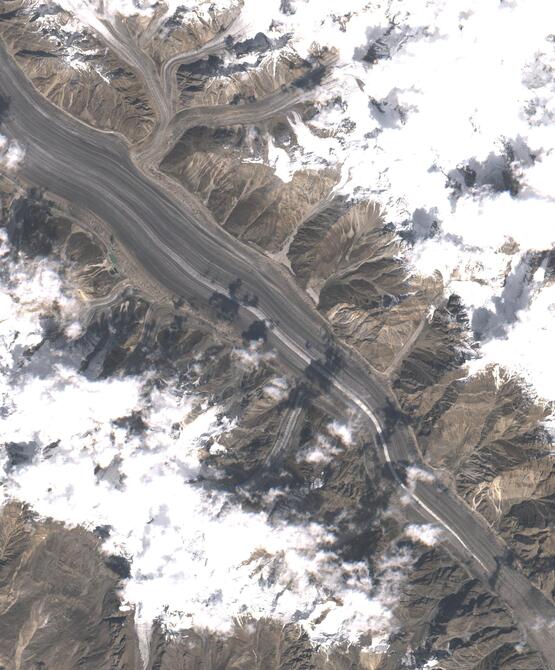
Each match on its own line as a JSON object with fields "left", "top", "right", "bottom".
{"left": 1, "top": 4, "right": 553, "bottom": 668}
{"left": 161, "top": 123, "right": 339, "bottom": 253}
{"left": 177, "top": 48, "right": 311, "bottom": 109}
{"left": 0, "top": 2, "right": 155, "bottom": 143}
{"left": 390, "top": 547, "right": 543, "bottom": 670}
{"left": 0, "top": 503, "right": 140, "bottom": 669}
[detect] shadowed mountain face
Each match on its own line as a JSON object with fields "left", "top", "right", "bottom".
{"left": 0, "top": 505, "right": 544, "bottom": 670}
{"left": 0, "top": 176, "right": 547, "bottom": 669}
{"left": 0, "top": 2, "right": 554, "bottom": 669}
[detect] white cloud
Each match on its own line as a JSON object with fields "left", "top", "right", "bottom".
{"left": 0, "top": 136, "right": 24, "bottom": 170}
{"left": 468, "top": 283, "right": 555, "bottom": 404}
{"left": 400, "top": 466, "right": 436, "bottom": 506}
{"left": 21, "top": 0, "right": 555, "bottom": 418}
{"left": 268, "top": 136, "right": 295, "bottom": 183}
{"left": 328, "top": 420, "right": 353, "bottom": 446}
{"left": 0, "top": 230, "right": 79, "bottom": 366}
{"left": 406, "top": 465, "right": 435, "bottom": 486}
{"left": 34, "top": 0, "right": 239, "bottom": 24}
{"left": 7, "top": 0, "right": 553, "bottom": 647}
{"left": 65, "top": 321, "right": 84, "bottom": 339}
{"left": 262, "top": 376, "right": 289, "bottom": 402}
{"left": 0, "top": 230, "right": 398, "bottom": 650}
{"left": 297, "top": 434, "right": 342, "bottom": 465}
{"left": 238, "top": 0, "right": 555, "bottom": 406}
{"left": 232, "top": 341, "right": 275, "bottom": 369}
{"left": 405, "top": 523, "right": 443, "bottom": 547}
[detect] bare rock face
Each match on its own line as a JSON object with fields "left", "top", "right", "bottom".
{"left": 375, "top": 269, "right": 555, "bottom": 604}
{"left": 498, "top": 459, "right": 554, "bottom": 598}
{"left": 146, "top": 619, "right": 371, "bottom": 670}
{"left": 324, "top": 276, "right": 439, "bottom": 375}
{"left": 0, "top": 502, "right": 542, "bottom": 670}
{"left": 161, "top": 123, "right": 339, "bottom": 253}
{"left": 392, "top": 294, "right": 473, "bottom": 408}
{"left": 290, "top": 201, "right": 389, "bottom": 296}
{"left": 140, "top": 546, "right": 544, "bottom": 670}
{"left": 0, "top": 2, "right": 155, "bottom": 143}
{"left": 285, "top": 199, "right": 448, "bottom": 376}
{"left": 144, "top": 1, "right": 242, "bottom": 68}
{"left": 0, "top": 503, "right": 140, "bottom": 669}
{"left": 176, "top": 48, "right": 311, "bottom": 109}
{"left": 390, "top": 547, "right": 543, "bottom": 670}
{"left": 2, "top": 187, "right": 128, "bottom": 304}
{"left": 406, "top": 366, "right": 554, "bottom": 600}
{"left": 1, "top": 3, "right": 554, "bottom": 668}
{"left": 161, "top": 126, "right": 447, "bottom": 380}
